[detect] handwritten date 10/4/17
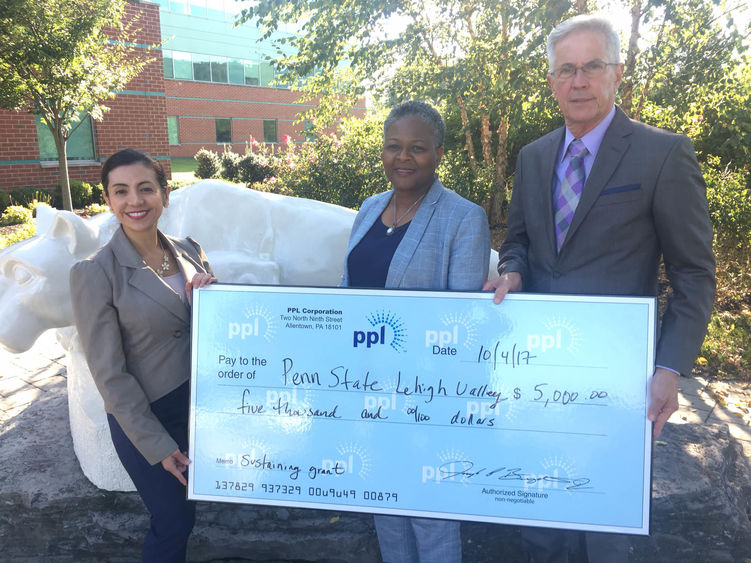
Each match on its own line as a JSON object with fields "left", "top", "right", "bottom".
{"left": 477, "top": 342, "right": 535, "bottom": 369}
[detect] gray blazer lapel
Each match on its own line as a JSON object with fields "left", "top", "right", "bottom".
{"left": 386, "top": 179, "right": 442, "bottom": 287}
{"left": 163, "top": 235, "right": 198, "bottom": 287}
{"left": 564, "top": 108, "right": 632, "bottom": 250}
{"left": 110, "top": 228, "right": 190, "bottom": 324}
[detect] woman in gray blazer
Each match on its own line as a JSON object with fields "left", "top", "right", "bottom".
{"left": 341, "top": 102, "right": 490, "bottom": 563}
{"left": 70, "top": 149, "right": 215, "bottom": 562}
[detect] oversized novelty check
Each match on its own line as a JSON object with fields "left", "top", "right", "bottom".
{"left": 188, "top": 285, "right": 655, "bottom": 535}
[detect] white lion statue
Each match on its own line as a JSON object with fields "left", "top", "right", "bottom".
{"left": 0, "top": 180, "right": 499, "bottom": 490}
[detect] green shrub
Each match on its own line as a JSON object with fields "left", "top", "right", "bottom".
{"left": 70, "top": 180, "right": 95, "bottom": 208}
{"left": 438, "top": 150, "right": 494, "bottom": 208}
{"left": 251, "top": 177, "right": 294, "bottom": 196}
{"left": 84, "top": 203, "right": 109, "bottom": 216}
{"left": 27, "top": 189, "right": 53, "bottom": 208}
{"left": 237, "top": 152, "right": 274, "bottom": 186}
{"left": 194, "top": 148, "right": 220, "bottom": 179}
{"left": 168, "top": 178, "right": 196, "bottom": 190}
{"left": 267, "top": 112, "right": 387, "bottom": 208}
{"left": 700, "top": 310, "right": 751, "bottom": 380}
{"left": 0, "top": 190, "right": 10, "bottom": 214}
{"left": 10, "top": 186, "right": 54, "bottom": 207}
{"left": 53, "top": 180, "right": 96, "bottom": 208}
{"left": 220, "top": 148, "right": 242, "bottom": 182}
{"left": 91, "top": 183, "right": 105, "bottom": 204}
{"left": 702, "top": 156, "right": 751, "bottom": 249}
{"left": 0, "top": 205, "right": 33, "bottom": 226}
{"left": 0, "top": 221, "right": 35, "bottom": 249}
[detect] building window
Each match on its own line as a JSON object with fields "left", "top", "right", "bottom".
{"left": 173, "top": 51, "right": 193, "bottom": 80}
{"left": 260, "top": 62, "right": 275, "bottom": 86}
{"left": 263, "top": 120, "right": 277, "bottom": 143}
{"left": 244, "top": 61, "right": 259, "bottom": 85}
{"left": 36, "top": 114, "right": 95, "bottom": 161}
{"left": 211, "top": 56, "right": 229, "bottom": 83}
{"left": 163, "top": 49, "right": 174, "bottom": 78}
{"left": 167, "top": 117, "right": 180, "bottom": 145}
{"left": 193, "top": 53, "right": 211, "bottom": 81}
{"left": 228, "top": 58, "right": 244, "bottom": 85}
{"left": 216, "top": 118, "right": 231, "bottom": 143}
{"left": 168, "top": 0, "right": 188, "bottom": 13}
{"left": 189, "top": 0, "right": 206, "bottom": 17}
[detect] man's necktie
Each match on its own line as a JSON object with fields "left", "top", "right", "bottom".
{"left": 554, "top": 138, "right": 588, "bottom": 251}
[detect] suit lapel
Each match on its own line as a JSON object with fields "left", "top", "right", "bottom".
{"left": 164, "top": 235, "right": 199, "bottom": 287}
{"left": 562, "top": 108, "right": 632, "bottom": 251}
{"left": 110, "top": 227, "right": 190, "bottom": 323}
{"left": 386, "top": 179, "right": 442, "bottom": 288}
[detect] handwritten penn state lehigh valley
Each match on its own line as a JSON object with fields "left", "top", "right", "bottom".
{"left": 189, "top": 285, "right": 655, "bottom": 535}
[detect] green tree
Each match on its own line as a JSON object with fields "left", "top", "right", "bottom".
{"left": 613, "top": 0, "right": 748, "bottom": 165}
{"left": 0, "top": 0, "right": 152, "bottom": 210}
{"left": 240, "top": 0, "right": 571, "bottom": 224}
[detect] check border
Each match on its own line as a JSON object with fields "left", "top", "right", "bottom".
{"left": 188, "top": 284, "right": 655, "bottom": 535}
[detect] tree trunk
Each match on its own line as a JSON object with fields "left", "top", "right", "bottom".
{"left": 480, "top": 114, "right": 493, "bottom": 166}
{"left": 456, "top": 96, "right": 477, "bottom": 171}
{"left": 479, "top": 113, "right": 500, "bottom": 226}
{"left": 481, "top": 114, "right": 511, "bottom": 227}
{"left": 53, "top": 126, "right": 73, "bottom": 211}
{"left": 493, "top": 114, "right": 510, "bottom": 223}
{"left": 620, "top": 0, "right": 642, "bottom": 116}
{"left": 575, "top": 0, "right": 588, "bottom": 14}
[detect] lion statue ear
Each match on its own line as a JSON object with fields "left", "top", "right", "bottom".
{"left": 41, "top": 206, "right": 99, "bottom": 257}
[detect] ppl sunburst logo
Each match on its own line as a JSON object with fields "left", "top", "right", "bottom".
{"left": 352, "top": 309, "right": 407, "bottom": 352}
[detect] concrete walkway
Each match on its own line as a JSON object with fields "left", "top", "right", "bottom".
{"left": 1, "top": 329, "right": 750, "bottom": 455}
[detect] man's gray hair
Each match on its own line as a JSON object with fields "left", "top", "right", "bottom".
{"left": 546, "top": 15, "right": 622, "bottom": 72}
{"left": 383, "top": 100, "right": 445, "bottom": 148}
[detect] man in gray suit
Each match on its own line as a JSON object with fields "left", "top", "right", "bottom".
{"left": 484, "top": 14, "right": 715, "bottom": 562}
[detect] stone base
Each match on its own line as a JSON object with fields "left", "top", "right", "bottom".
{"left": 1, "top": 359, "right": 749, "bottom": 561}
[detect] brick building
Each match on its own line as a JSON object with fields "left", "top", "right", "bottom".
{"left": 0, "top": 1, "right": 169, "bottom": 192}
{"left": 0, "top": 0, "right": 365, "bottom": 193}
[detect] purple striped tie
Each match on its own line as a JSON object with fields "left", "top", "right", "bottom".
{"left": 554, "top": 138, "right": 588, "bottom": 251}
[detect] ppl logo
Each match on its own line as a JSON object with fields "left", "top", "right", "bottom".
{"left": 352, "top": 310, "right": 407, "bottom": 352}
{"left": 228, "top": 305, "right": 275, "bottom": 342}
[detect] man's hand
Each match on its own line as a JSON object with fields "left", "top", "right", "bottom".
{"left": 648, "top": 367, "right": 680, "bottom": 438}
{"left": 483, "top": 272, "right": 522, "bottom": 304}
{"left": 161, "top": 448, "right": 191, "bottom": 486}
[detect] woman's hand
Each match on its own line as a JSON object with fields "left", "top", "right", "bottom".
{"left": 185, "top": 272, "right": 217, "bottom": 305}
{"left": 161, "top": 449, "right": 191, "bottom": 486}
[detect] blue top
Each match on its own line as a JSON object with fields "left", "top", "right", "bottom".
{"left": 347, "top": 218, "right": 409, "bottom": 288}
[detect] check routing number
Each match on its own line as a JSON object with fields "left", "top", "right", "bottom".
{"left": 188, "top": 285, "right": 655, "bottom": 535}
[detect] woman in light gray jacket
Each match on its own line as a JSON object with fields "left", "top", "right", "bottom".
{"left": 70, "top": 149, "right": 215, "bottom": 562}
{"left": 341, "top": 101, "right": 490, "bottom": 563}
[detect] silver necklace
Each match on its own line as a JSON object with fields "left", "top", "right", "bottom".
{"left": 386, "top": 193, "right": 426, "bottom": 236}
{"left": 154, "top": 240, "right": 170, "bottom": 276}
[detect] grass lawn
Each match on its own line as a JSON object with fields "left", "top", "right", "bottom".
{"left": 170, "top": 157, "right": 198, "bottom": 184}
{"left": 170, "top": 157, "right": 197, "bottom": 173}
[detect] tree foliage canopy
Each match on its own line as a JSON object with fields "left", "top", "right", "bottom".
{"left": 0, "top": 0, "right": 152, "bottom": 210}
{"left": 240, "top": 0, "right": 749, "bottom": 215}
{"left": 241, "top": 0, "right": 574, "bottom": 222}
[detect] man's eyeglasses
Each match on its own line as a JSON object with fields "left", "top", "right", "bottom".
{"left": 550, "top": 60, "right": 618, "bottom": 80}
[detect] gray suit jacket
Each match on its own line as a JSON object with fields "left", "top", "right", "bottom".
{"left": 342, "top": 178, "right": 490, "bottom": 291}
{"left": 499, "top": 107, "right": 715, "bottom": 375}
{"left": 70, "top": 227, "right": 212, "bottom": 465}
